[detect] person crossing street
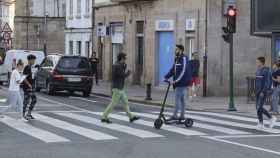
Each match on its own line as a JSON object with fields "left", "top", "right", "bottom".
{"left": 164, "top": 45, "right": 192, "bottom": 121}
{"left": 22, "top": 55, "right": 37, "bottom": 120}
{"left": 255, "top": 57, "right": 277, "bottom": 129}
{"left": 101, "top": 53, "right": 140, "bottom": 124}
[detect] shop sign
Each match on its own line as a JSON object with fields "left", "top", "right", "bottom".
{"left": 156, "top": 20, "right": 174, "bottom": 31}
{"left": 186, "top": 18, "right": 196, "bottom": 31}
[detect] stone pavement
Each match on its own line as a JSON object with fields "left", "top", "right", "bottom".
{"left": 91, "top": 81, "right": 262, "bottom": 115}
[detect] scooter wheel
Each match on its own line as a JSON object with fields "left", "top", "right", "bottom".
{"left": 154, "top": 118, "right": 163, "bottom": 129}
{"left": 184, "top": 118, "right": 193, "bottom": 128}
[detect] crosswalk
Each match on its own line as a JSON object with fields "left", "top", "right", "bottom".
{"left": 0, "top": 110, "right": 279, "bottom": 144}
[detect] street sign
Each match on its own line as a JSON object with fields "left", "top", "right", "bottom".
{"left": 2, "top": 23, "right": 12, "bottom": 33}
{"left": 3, "top": 32, "right": 11, "bottom": 40}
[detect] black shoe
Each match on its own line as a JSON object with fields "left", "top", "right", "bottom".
{"left": 130, "top": 116, "right": 140, "bottom": 123}
{"left": 101, "top": 118, "right": 112, "bottom": 124}
{"left": 26, "top": 114, "right": 35, "bottom": 120}
{"left": 23, "top": 115, "right": 30, "bottom": 121}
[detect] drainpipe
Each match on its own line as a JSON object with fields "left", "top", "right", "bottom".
{"left": 203, "top": 0, "right": 208, "bottom": 97}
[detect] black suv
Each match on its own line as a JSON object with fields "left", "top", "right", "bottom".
{"left": 36, "top": 56, "right": 93, "bottom": 97}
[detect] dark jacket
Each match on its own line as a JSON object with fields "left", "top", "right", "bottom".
{"left": 112, "top": 62, "right": 130, "bottom": 90}
{"left": 255, "top": 66, "right": 272, "bottom": 95}
{"left": 190, "top": 59, "right": 200, "bottom": 77}
{"left": 165, "top": 54, "right": 192, "bottom": 88}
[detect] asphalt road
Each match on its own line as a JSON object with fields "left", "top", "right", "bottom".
{"left": 0, "top": 88, "right": 280, "bottom": 158}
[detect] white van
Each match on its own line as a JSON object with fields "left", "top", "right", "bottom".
{"left": 0, "top": 50, "right": 45, "bottom": 85}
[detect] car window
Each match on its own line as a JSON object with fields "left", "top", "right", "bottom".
{"left": 57, "top": 58, "right": 89, "bottom": 69}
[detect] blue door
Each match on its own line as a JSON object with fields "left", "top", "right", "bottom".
{"left": 158, "top": 32, "right": 174, "bottom": 85}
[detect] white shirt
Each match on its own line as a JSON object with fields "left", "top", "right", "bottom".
{"left": 9, "top": 69, "right": 22, "bottom": 91}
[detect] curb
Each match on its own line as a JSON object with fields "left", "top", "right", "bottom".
{"left": 92, "top": 92, "right": 175, "bottom": 108}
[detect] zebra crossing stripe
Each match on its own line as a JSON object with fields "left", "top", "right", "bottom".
{"left": 132, "top": 112, "right": 251, "bottom": 135}
{"left": 186, "top": 111, "right": 280, "bottom": 127}
{"left": 91, "top": 112, "right": 206, "bottom": 136}
{"left": 33, "top": 114, "right": 118, "bottom": 141}
{"left": 55, "top": 112, "right": 164, "bottom": 139}
{"left": 161, "top": 112, "right": 280, "bottom": 134}
{"left": 0, "top": 116, "right": 70, "bottom": 143}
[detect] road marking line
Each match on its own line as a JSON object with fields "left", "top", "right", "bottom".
{"left": 69, "top": 97, "right": 97, "bottom": 103}
{"left": 160, "top": 112, "right": 280, "bottom": 134}
{"left": 213, "top": 134, "right": 280, "bottom": 139}
{"left": 202, "top": 136, "right": 280, "bottom": 156}
{"left": 37, "top": 110, "right": 83, "bottom": 113}
{"left": 91, "top": 112, "right": 206, "bottom": 136}
{"left": 33, "top": 113, "right": 118, "bottom": 141}
{"left": 0, "top": 98, "right": 7, "bottom": 103}
{"left": 130, "top": 112, "right": 250, "bottom": 135}
{"left": 186, "top": 111, "right": 280, "bottom": 127}
{"left": 56, "top": 112, "right": 163, "bottom": 139}
{"left": 0, "top": 116, "right": 70, "bottom": 143}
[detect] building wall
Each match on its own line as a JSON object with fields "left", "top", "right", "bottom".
{"left": 65, "top": 0, "right": 92, "bottom": 57}
{"left": 14, "top": 0, "right": 66, "bottom": 53}
{"left": 94, "top": 0, "right": 272, "bottom": 96}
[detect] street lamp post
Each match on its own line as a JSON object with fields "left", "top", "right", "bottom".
{"left": 43, "top": 0, "right": 48, "bottom": 56}
{"left": 91, "top": 0, "right": 95, "bottom": 57}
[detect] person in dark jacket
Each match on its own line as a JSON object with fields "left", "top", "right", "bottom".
{"left": 22, "top": 55, "right": 37, "bottom": 120}
{"left": 255, "top": 57, "right": 277, "bottom": 129}
{"left": 101, "top": 53, "right": 140, "bottom": 124}
{"left": 165, "top": 45, "right": 192, "bottom": 121}
{"left": 271, "top": 62, "right": 280, "bottom": 115}
{"left": 90, "top": 52, "right": 99, "bottom": 85}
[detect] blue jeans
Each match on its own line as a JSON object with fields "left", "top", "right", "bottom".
{"left": 256, "top": 93, "right": 272, "bottom": 123}
{"left": 271, "top": 86, "right": 280, "bottom": 112}
{"left": 172, "top": 87, "right": 187, "bottom": 119}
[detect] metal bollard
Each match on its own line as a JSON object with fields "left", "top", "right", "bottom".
{"left": 145, "top": 83, "right": 152, "bottom": 100}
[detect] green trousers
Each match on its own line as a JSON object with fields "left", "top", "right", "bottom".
{"left": 102, "top": 89, "right": 133, "bottom": 119}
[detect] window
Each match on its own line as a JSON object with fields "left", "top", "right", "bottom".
{"left": 70, "top": 0, "right": 73, "bottom": 17}
{"left": 77, "top": 41, "right": 81, "bottom": 56}
{"left": 77, "top": 0, "right": 81, "bottom": 17}
{"left": 85, "top": 41, "right": 90, "bottom": 57}
{"left": 0, "top": 6, "right": 2, "bottom": 17}
{"left": 62, "top": 3, "right": 66, "bottom": 17}
{"left": 57, "top": 58, "right": 90, "bottom": 69}
{"left": 85, "top": 0, "right": 90, "bottom": 15}
{"left": 69, "top": 41, "right": 73, "bottom": 55}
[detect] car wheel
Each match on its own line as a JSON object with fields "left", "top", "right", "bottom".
{"left": 68, "top": 90, "right": 74, "bottom": 95}
{"left": 83, "top": 90, "right": 90, "bottom": 97}
{"left": 46, "top": 82, "right": 54, "bottom": 95}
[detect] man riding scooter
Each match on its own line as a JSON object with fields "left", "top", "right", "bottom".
{"left": 164, "top": 45, "right": 192, "bottom": 122}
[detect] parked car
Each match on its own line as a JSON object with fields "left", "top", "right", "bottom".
{"left": 0, "top": 50, "right": 45, "bottom": 85}
{"left": 36, "top": 55, "right": 93, "bottom": 97}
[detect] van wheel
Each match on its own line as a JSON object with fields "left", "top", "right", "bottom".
{"left": 46, "top": 82, "right": 54, "bottom": 95}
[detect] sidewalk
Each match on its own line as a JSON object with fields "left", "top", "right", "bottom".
{"left": 92, "top": 81, "right": 259, "bottom": 115}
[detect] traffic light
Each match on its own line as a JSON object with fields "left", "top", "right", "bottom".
{"left": 227, "top": 6, "right": 237, "bottom": 33}
{"left": 222, "top": 26, "right": 230, "bottom": 43}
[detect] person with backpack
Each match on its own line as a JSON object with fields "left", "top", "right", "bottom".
{"left": 271, "top": 62, "right": 280, "bottom": 115}
{"left": 164, "top": 45, "right": 192, "bottom": 121}
{"left": 255, "top": 57, "right": 277, "bottom": 129}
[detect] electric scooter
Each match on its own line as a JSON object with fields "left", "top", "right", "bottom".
{"left": 154, "top": 80, "right": 194, "bottom": 129}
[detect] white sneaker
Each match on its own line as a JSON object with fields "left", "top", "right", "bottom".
{"left": 269, "top": 116, "right": 277, "bottom": 128}
{"left": 256, "top": 123, "right": 265, "bottom": 130}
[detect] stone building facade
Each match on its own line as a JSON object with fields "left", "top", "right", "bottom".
{"left": 94, "top": 0, "right": 271, "bottom": 96}
{"left": 14, "top": 0, "right": 66, "bottom": 54}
